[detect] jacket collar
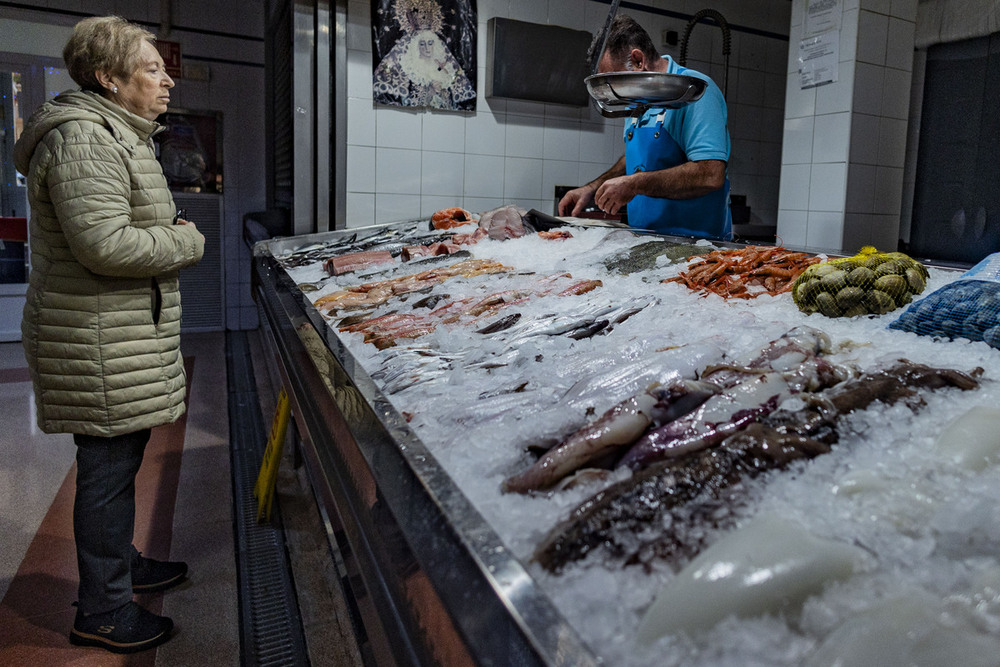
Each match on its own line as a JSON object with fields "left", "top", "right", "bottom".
{"left": 80, "top": 90, "right": 163, "bottom": 144}
{"left": 15, "top": 89, "right": 165, "bottom": 171}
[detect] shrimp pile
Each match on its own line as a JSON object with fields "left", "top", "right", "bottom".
{"left": 664, "top": 246, "right": 821, "bottom": 299}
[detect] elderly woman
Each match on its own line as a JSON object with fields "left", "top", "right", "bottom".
{"left": 13, "top": 16, "right": 204, "bottom": 654}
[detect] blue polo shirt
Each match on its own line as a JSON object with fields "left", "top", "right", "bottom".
{"left": 623, "top": 55, "right": 732, "bottom": 240}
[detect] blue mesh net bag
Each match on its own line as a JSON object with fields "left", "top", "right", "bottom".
{"left": 888, "top": 253, "right": 1000, "bottom": 347}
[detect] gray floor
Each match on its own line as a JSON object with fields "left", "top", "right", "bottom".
{"left": 159, "top": 331, "right": 241, "bottom": 666}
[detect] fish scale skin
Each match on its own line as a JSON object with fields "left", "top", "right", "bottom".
{"left": 533, "top": 362, "right": 980, "bottom": 574}
{"left": 533, "top": 429, "right": 823, "bottom": 573}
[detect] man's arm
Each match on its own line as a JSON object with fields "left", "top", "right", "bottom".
{"left": 593, "top": 159, "right": 726, "bottom": 216}
{"left": 557, "top": 155, "right": 627, "bottom": 216}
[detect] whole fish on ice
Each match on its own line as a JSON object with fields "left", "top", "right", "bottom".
{"left": 503, "top": 328, "right": 842, "bottom": 491}
{"left": 532, "top": 360, "right": 982, "bottom": 573}
{"left": 618, "top": 327, "right": 850, "bottom": 470}
{"left": 502, "top": 379, "right": 720, "bottom": 493}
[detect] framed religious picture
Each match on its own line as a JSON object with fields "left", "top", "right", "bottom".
{"left": 371, "top": 0, "right": 477, "bottom": 111}
{"left": 154, "top": 109, "right": 223, "bottom": 193}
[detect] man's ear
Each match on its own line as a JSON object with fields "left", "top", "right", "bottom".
{"left": 630, "top": 48, "right": 646, "bottom": 71}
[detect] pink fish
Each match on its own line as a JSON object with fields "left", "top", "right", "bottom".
{"left": 503, "top": 380, "right": 719, "bottom": 493}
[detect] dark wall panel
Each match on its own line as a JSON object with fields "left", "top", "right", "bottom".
{"left": 911, "top": 33, "right": 1000, "bottom": 264}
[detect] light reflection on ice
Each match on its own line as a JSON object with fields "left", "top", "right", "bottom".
{"left": 703, "top": 561, "right": 736, "bottom": 582}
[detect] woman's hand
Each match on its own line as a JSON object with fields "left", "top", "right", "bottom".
{"left": 175, "top": 219, "right": 205, "bottom": 244}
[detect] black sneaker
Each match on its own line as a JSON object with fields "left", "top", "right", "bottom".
{"left": 132, "top": 552, "right": 188, "bottom": 593}
{"left": 69, "top": 601, "right": 173, "bottom": 654}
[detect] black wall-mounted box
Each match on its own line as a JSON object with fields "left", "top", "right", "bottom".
{"left": 486, "top": 17, "right": 592, "bottom": 107}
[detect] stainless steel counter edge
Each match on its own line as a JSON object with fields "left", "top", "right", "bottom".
{"left": 251, "top": 243, "right": 601, "bottom": 666}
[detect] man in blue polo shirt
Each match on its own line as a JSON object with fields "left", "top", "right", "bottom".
{"left": 559, "top": 14, "right": 732, "bottom": 241}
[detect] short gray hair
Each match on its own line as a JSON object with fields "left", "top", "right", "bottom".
{"left": 63, "top": 16, "right": 156, "bottom": 92}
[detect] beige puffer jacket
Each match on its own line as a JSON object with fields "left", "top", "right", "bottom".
{"left": 13, "top": 90, "right": 204, "bottom": 437}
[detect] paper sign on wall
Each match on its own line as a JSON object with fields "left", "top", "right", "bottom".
{"left": 804, "top": 0, "right": 842, "bottom": 37}
{"left": 800, "top": 0, "right": 841, "bottom": 89}
{"left": 799, "top": 31, "right": 839, "bottom": 88}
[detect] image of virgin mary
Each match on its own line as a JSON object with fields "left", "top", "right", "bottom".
{"left": 372, "top": 0, "right": 477, "bottom": 111}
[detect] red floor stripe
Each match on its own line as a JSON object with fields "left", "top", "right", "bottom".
{"left": 0, "top": 358, "right": 194, "bottom": 665}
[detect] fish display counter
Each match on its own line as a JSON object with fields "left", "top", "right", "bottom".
{"left": 251, "top": 211, "right": 1000, "bottom": 667}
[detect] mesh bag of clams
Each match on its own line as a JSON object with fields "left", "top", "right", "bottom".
{"left": 889, "top": 252, "right": 1000, "bottom": 348}
{"left": 792, "top": 246, "right": 928, "bottom": 318}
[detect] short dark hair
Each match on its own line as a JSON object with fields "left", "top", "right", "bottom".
{"left": 588, "top": 14, "right": 660, "bottom": 70}
{"left": 63, "top": 16, "right": 155, "bottom": 93}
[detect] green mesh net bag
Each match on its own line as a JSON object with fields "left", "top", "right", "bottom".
{"left": 792, "top": 246, "right": 929, "bottom": 317}
{"left": 889, "top": 253, "right": 1000, "bottom": 347}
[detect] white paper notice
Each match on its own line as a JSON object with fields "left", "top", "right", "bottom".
{"left": 805, "top": 0, "right": 842, "bottom": 37}
{"left": 799, "top": 31, "right": 839, "bottom": 89}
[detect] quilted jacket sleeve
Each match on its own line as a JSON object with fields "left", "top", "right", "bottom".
{"left": 45, "top": 125, "right": 204, "bottom": 279}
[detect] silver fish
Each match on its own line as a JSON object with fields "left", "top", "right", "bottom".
{"left": 560, "top": 342, "right": 724, "bottom": 412}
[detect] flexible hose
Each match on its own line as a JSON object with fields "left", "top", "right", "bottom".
{"left": 679, "top": 8, "right": 731, "bottom": 98}
{"left": 591, "top": 0, "right": 622, "bottom": 75}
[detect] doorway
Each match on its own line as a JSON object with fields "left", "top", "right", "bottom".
{"left": 0, "top": 53, "right": 67, "bottom": 340}
{"left": 909, "top": 33, "right": 1000, "bottom": 265}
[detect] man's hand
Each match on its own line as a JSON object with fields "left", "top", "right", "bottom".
{"left": 595, "top": 160, "right": 728, "bottom": 215}
{"left": 559, "top": 155, "right": 628, "bottom": 217}
{"left": 558, "top": 183, "right": 597, "bottom": 217}
{"left": 594, "top": 175, "right": 636, "bottom": 215}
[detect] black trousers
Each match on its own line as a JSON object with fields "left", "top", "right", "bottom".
{"left": 72, "top": 429, "right": 151, "bottom": 614}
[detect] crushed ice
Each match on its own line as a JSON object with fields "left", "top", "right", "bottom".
{"left": 280, "top": 224, "right": 1000, "bottom": 665}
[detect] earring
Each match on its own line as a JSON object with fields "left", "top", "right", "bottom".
{"left": 112, "top": 85, "right": 118, "bottom": 94}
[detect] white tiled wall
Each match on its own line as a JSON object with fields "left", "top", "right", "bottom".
{"left": 777, "top": 0, "right": 917, "bottom": 255}
{"left": 345, "top": 0, "right": 793, "bottom": 229}
{"left": 657, "top": 2, "right": 792, "bottom": 229}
